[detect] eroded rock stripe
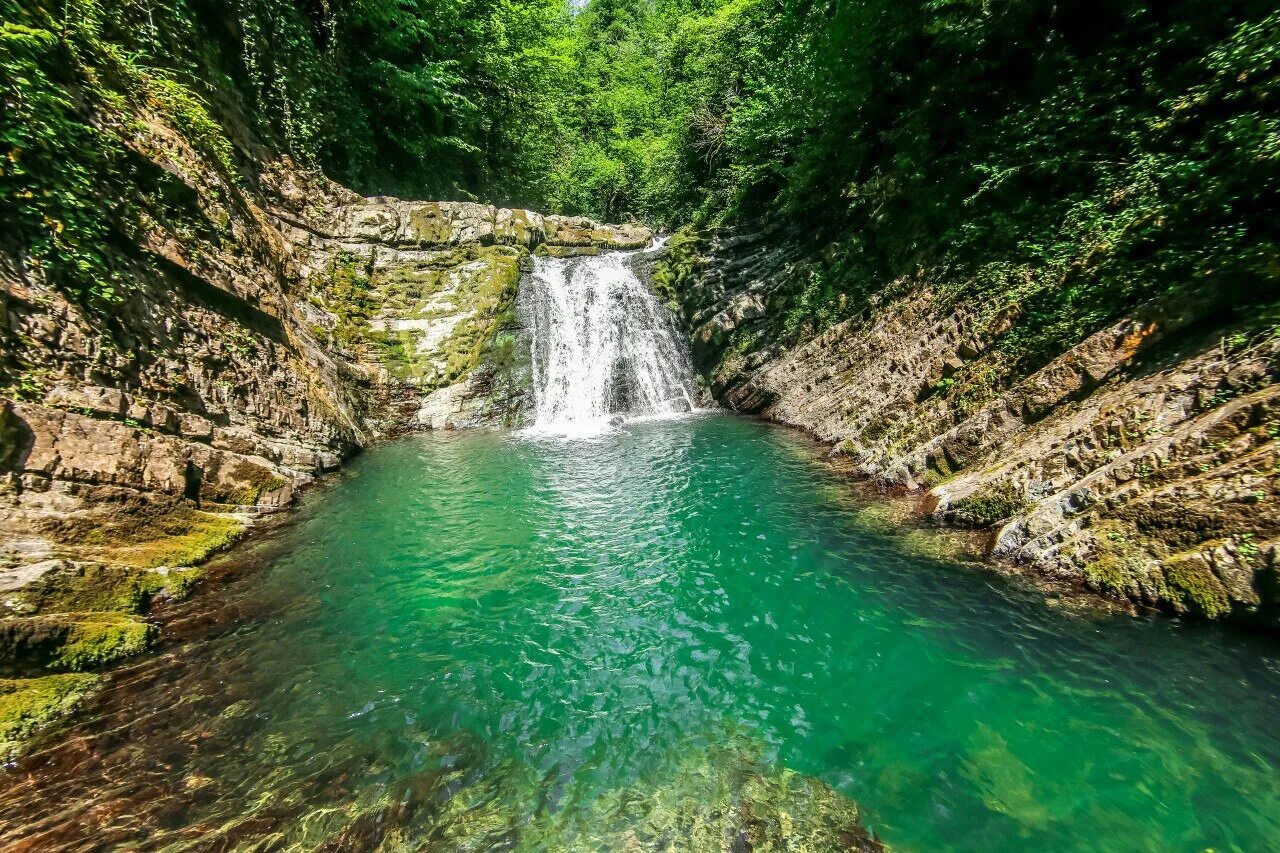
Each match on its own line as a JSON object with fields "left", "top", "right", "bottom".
{"left": 655, "top": 224, "right": 1279, "bottom": 623}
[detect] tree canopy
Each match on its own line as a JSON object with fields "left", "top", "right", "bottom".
{"left": 4, "top": 0, "right": 1276, "bottom": 339}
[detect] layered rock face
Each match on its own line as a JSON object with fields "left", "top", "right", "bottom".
{"left": 1, "top": 137, "right": 646, "bottom": 754}
{"left": 659, "top": 225, "right": 1279, "bottom": 625}
{"left": 2, "top": 158, "right": 369, "bottom": 662}
{"left": 268, "top": 183, "right": 651, "bottom": 430}
{"left": 1, "top": 173, "right": 648, "bottom": 598}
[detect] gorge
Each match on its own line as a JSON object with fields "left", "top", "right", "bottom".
{"left": 2, "top": 0, "right": 1279, "bottom": 849}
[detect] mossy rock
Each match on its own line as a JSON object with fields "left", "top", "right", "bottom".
{"left": 1115, "top": 495, "right": 1275, "bottom": 555}
{"left": 534, "top": 244, "right": 601, "bottom": 258}
{"left": 2, "top": 612, "right": 151, "bottom": 669}
{"left": 1162, "top": 553, "right": 1232, "bottom": 618}
{"left": 359, "top": 244, "right": 525, "bottom": 386}
{"left": 15, "top": 552, "right": 216, "bottom": 616}
{"left": 405, "top": 204, "right": 457, "bottom": 245}
{"left": 0, "top": 673, "right": 99, "bottom": 762}
{"left": 949, "top": 481, "right": 1031, "bottom": 528}
{"left": 215, "top": 461, "right": 288, "bottom": 506}
{"left": 16, "top": 562, "right": 160, "bottom": 614}
{"left": 427, "top": 247, "right": 524, "bottom": 387}
{"left": 146, "top": 566, "right": 205, "bottom": 602}
{"left": 1083, "top": 553, "right": 1147, "bottom": 600}
{"left": 1084, "top": 521, "right": 1242, "bottom": 618}
{"left": 56, "top": 498, "right": 246, "bottom": 572}
{"left": 1082, "top": 522, "right": 1169, "bottom": 603}
{"left": 100, "top": 507, "right": 244, "bottom": 569}
{"left": 51, "top": 614, "right": 154, "bottom": 672}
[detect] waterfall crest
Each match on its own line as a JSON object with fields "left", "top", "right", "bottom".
{"left": 521, "top": 244, "right": 698, "bottom": 436}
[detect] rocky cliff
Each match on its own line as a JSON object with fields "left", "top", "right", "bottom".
{"left": 657, "top": 223, "right": 1280, "bottom": 626}
{"left": 269, "top": 182, "right": 650, "bottom": 430}
{"left": 0, "top": 134, "right": 646, "bottom": 757}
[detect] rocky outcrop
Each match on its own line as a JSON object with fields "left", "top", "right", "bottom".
{"left": 2, "top": 149, "right": 368, "bottom": 647}
{"left": 271, "top": 192, "right": 652, "bottom": 255}
{"left": 661, "top": 224, "right": 1280, "bottom": 625}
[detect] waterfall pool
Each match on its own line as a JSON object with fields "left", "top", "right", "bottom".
{"left": 4, "top": 416, "right": 1280, "bottom": 850}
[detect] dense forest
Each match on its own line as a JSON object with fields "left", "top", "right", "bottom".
{"left": 3, "top": 0, "right": 1277, "bottom": 346}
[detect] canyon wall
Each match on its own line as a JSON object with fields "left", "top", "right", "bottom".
{"left": 0, "top": 125, "right": 645, "bottom": 756}
{"left": 657, "top": 224, "right": 1280, "bottom": 626}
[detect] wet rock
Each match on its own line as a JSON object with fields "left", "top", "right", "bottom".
{"left": 494, "top": 207, "right": 545, "bottom": 248}
{"left": 0, "top": 673, "right": 99, "bottom": 762}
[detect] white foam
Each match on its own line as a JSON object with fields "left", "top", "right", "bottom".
{"left": 520, "top": 245, "right": 698, "bottom": 438}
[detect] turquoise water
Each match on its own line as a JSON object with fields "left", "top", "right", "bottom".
{"left": 5, "top": 415, "right": 1280, "bottom": 850}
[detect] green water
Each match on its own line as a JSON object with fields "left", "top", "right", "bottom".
{"left": 6, "top": 415, "right": 1280, "bottom": 850}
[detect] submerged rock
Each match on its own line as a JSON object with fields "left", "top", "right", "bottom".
{"left": 281, "top": 733, "right": 886, "bottom": 852}
{"left": 0, "top": 673, "right": 98, "bottom": 763}
{"left": 520, "top": 738, "right": 884, "bottom": 852}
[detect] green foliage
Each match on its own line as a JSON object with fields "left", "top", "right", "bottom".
{"left": 0, "top": 0, "right": 250, "bottom": 312}
{"left": 231, "top": 0, "right": 573, "bottom": 204}
{"left": 557, "top": 0, "right": 1278, "bottom": 375}
{"left": 140, "top": 71, "right": 237, "bottom": 178}
{"left": 1, "top": 5, "right": 131, "bottom": 306}
{"left": 544, "top": 0, "right": 789, "bottom": 225}
{"left": 5, "top": 0, "right": 1276, "bottom": 383}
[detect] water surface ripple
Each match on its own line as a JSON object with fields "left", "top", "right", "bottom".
{"left": 3, "top": 416, "right": 1280, "bottom": 850}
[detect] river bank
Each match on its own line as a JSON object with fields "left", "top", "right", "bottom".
{"left": 652, "top": 224, "right": 1280, "bottom": 626}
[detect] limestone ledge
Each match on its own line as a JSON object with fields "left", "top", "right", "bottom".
{"left": 2, "top": 400, "right": 321, "bottom": 507}
{"left": 273, "top": 198, "right": 652, "bottom": 263}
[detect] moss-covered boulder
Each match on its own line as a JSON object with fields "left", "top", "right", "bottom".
{"left": 1, "top": 613, "right": 152, "bottom": 672}
{"left": 0, "top": 674, "right": 99, "bottom": 763}
{"left": 51, "top": 615, "right": 155, "bottom": 672}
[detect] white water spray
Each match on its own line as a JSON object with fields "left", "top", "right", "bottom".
{"left": 521, "top": 243, "right": 697, "bottom": 436}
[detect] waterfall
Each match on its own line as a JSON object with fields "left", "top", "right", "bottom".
{"left": 520, "top": 242, "right": 698, "bottom": 436}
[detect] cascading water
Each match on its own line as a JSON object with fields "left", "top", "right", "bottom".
{"left": 521, "top": 241, "right": 698, "bottom": 436}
